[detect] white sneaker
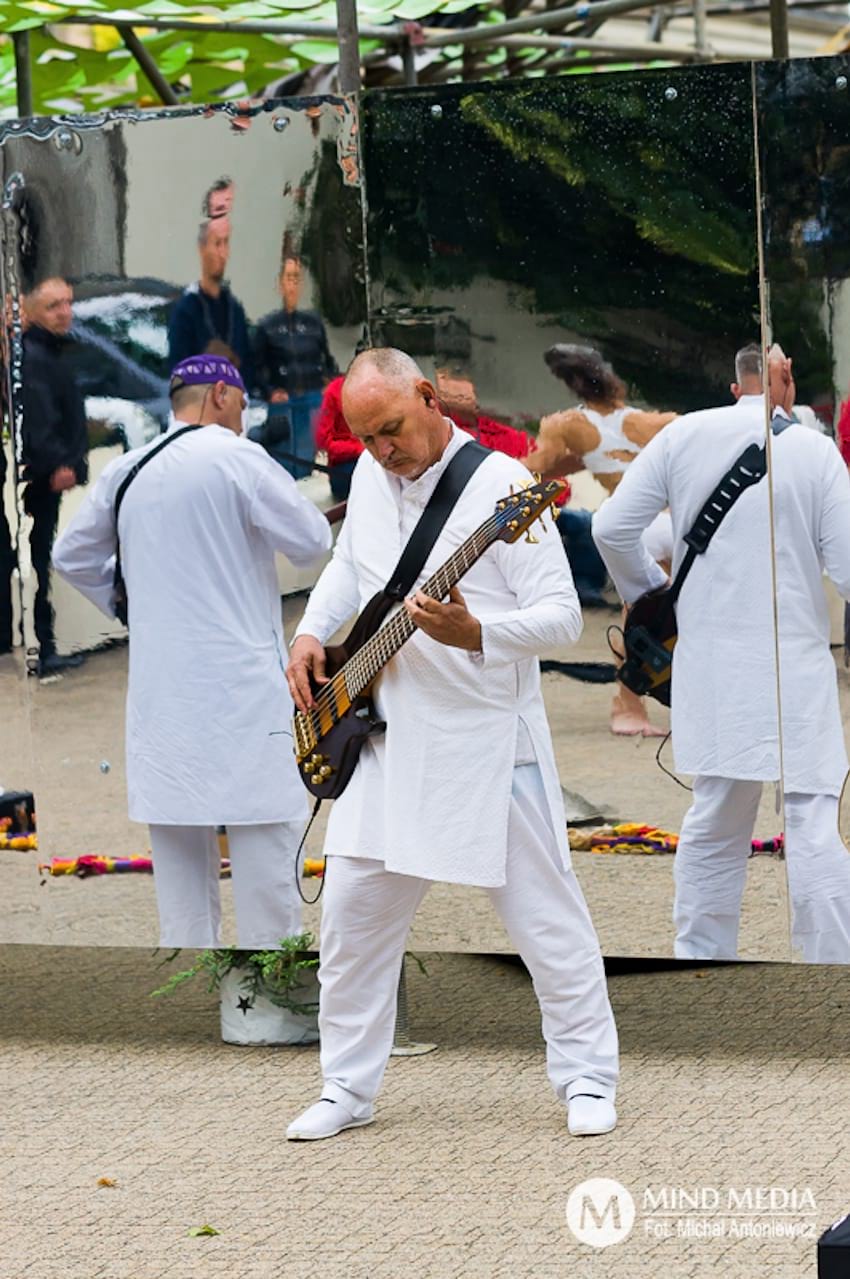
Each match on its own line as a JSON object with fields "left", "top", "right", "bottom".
{"left": 567, "top": 1094, "right": 617, "bottom": 1136}
{"left": 286, "top": 1098, "right": 374, "bottom": 1141}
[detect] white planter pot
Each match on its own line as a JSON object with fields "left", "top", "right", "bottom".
{"left": 219, "top": 966, "right": 319, "bottom": 1046}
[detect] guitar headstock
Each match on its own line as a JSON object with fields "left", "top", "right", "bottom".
{"left": 494, "top": 478, "right": 565, "bottom": 543}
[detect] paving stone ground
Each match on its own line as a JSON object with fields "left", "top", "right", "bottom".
{"left": 3, "top": 945, "right": 848, "bottom": 1279}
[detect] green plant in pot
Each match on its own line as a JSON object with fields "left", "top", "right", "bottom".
{"left": 151, "top": 931, "right": 320, "bottom": 1046}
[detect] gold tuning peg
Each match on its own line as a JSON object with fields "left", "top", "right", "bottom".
{"left": 525, "top": 530, "right": 539, "bottom": 545}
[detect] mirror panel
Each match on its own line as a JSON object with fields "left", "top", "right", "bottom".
{"left": 362, "top": 65, "right": 789, "bottom": 958}
{"left": 757, "top": 54, "right": 850, "bottom": 963}
{"left": 0, "top": 99, "right": 365, "bottom": 944}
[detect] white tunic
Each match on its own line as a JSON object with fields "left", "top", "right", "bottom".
{"left": 52, "top": 423, "right": 332, "bottom": 825}
{"left": 294, "top": 423, "right": 582, "bottom": 887}
{"left": 592, "top": 395, "right": 850, "bottom": 793}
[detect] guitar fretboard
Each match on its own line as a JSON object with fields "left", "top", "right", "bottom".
{"left": 332, "top": 510, "right": 501, "bottom": 705}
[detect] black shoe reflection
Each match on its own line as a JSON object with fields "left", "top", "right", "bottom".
{"left": 37, "top": 652, "right": 86, "bottom": 677}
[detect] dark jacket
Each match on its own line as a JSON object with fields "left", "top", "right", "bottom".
{"left": 167, "top": 282, "right": 254, "bottom": 390}
{"left": 253, "top": 308, "right": 338, "bottom": 400}
{"left": 21, "top": 326, "right": 88, "bottom": 484}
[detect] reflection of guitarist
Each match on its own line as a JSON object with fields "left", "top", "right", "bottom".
{"left": 593, "top": 342, "right": 850, "bottom": 965}
{"left": 284, "top": 348, "right": 619, "bottom": 1144}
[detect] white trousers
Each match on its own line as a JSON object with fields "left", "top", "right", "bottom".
{"left": 316, "top": 764, "right": 619, "bottom": 1120}
{"left": 148, "top": 822, "right": 303, "bottom": 949}
{"left": 674, "top": 777, "right": 850, "bottom": 963}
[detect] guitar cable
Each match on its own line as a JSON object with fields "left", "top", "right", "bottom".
{"left": 607, "top": 623, "right": 692, "bottom": 793}
{"left": 294, "top": 798, "right": 326, "bottom": 905}
{"left": 654, "top": 732, "right": 693, "bottom": 793}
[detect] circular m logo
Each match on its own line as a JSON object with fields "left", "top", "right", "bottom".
{"left": 566, "top": 1178, "right": 635, "bottom": 1248}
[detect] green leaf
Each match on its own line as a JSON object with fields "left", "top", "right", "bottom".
{"left": 395, "top": 0, "right": 454, "bottom": 18}
{"left": 187, "top": 1225, "right": 220, "bottom": 1238}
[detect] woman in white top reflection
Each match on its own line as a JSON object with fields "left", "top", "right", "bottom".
{"left": 526, "top": 344, "right": 677, "bottom": 737}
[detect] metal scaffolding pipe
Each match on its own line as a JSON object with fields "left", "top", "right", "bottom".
{"left": 12, "top": 30, "right": 33, "bottom": 118}
{"left": 402, "top": 37, "right": 419, "bottom": 86}
{"left": 692, "top": 0, "right": 711, "bottom": 55}
{"left": 54, "top": 13, "right": 399, "bottom": 41}
{"left": 419, "top": 0, "right": 678, "bottom": 48}
{"left": 336, "top": 0, "right": 362, "bottom": 93}
{"left": 769, "top": 0, "right": 790, "bottom": 56}
{"left": 118, "top": 25, "right": 180, "bottom": 105}
{"left": 499, "top": 30, "right": 703, "bottom": 57}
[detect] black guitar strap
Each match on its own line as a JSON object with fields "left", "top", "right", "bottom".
{"left": 295, "top": 436, "right": 490, "bottom": 906}
{"left": 383, "top": 438, "right": 490, "bottom": 600}
{"left": 112, "top": 423, "right": 204, "bottom": 625}
{"left": 667, "top": 439, "right": 767, "bottom": 603}
{"left": 617, "top": 438, "right": 771, "bottom": 706}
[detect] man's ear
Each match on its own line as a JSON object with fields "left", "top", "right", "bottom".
{"left": 730, "top": 382, "right": 741, "bottom": 401}
{"left": 418, "top": 378, "right": 437, "bottom": 408}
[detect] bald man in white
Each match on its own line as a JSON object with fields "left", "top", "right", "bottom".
{"left": 285, "top": 348, "right": 618, "bottom": 1141}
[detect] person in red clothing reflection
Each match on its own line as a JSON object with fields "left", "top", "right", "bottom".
{"left": 315, "top": 374, "right": 359, "bottom": 500}
{"left": 315, "top": 362, "right": 567, "bottom": 500}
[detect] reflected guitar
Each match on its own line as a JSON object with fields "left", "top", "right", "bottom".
{"left": 618, "top": 588, "right": 678, "bottom": 707}
{"left": 292, "top": 479, "right": 564, "bottom": 799}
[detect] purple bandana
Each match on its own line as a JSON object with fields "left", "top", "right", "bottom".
{"left": 169, "top": 354, "right": 246, "bottom": 394}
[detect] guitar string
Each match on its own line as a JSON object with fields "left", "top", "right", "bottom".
{"left": 299, "top": 514, "right": 503, "bottom": 748}
{"left": 300, "top": 489, "right": 558, "bottom": 750}
{"left": 314, "top": 514, "right": 501, "bottom": 720}
{"left": 300, "top": 497, "right": 554, "bottom": 747}
{"left": 301, "top": 502, "right": 537, "bottom": 745}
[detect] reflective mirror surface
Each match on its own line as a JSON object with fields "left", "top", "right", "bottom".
{"left": 1, "top": 67, "right": 795, "bottom": 958}
{"left": 0, "top": 99, "right": 364, "bottom": 943}
{"left": 363, "top": 65, "right": 788, "bottom": 958}
{"left": 758, "top": 55, "right": 850, "bottom": 963}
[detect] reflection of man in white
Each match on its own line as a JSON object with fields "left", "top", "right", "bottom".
{"left": 285, "top": 348, "right": 618, "bottom": 1141}
{"left": 593, "top": 344, "right": 850, "bottom": 962}
{"left": 52, "top": 355, "right": 332, "bottom": 947}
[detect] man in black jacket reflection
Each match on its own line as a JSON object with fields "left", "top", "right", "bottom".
{"left": 21, "top": 277, "right": 88, "bottom": 676}
{"left": 253, "top": 255, "right": 338, "bottom": 478}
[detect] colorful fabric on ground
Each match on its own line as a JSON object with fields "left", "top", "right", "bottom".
{"left": 39, "top": 854, "right": 327, "bottom": 878}
{"left": 569, "top": 824, "right": 679, "bottom": 854}
{"left": 0, "top": 814, "right": 37, "bottom": 850}
{"left": 1, "top": 833, "right": 37, "bottom": 850}
{"left": 569, "top": 824, "right": 784, "bottom": 856}
{"left": 41, "top": 855, "right": 159, "bottom": 877}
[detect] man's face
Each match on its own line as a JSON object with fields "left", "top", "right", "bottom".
{"left": 207, "top": 183, "right": 234, "bottom": 220}
{"left": 343, "top": 376, "right": 444, "bottom": 479}
{"left": 280, "top": 260, "right": 301, "bottom": 311}
{"left": 26, "top": 278, "right": 73, "bottom": 336}
{"left": 200, "top": 220, "right": 231, "bottom": 282}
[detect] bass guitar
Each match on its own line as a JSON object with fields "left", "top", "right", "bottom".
{"left": 292, "top": 478, "right": 564, "bottom": 799}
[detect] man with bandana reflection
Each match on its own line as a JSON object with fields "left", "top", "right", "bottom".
{"left": 593, "top": 343, "right": 850, "bottom": 963}
{"left": 52, "top": 354, "right": 332, "bottom": 951}
{"left": 20, "top": 276, "right": 88, "bottom": 677}
{"left": 168, "top": 217, "right": 254, "bottom": 389}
